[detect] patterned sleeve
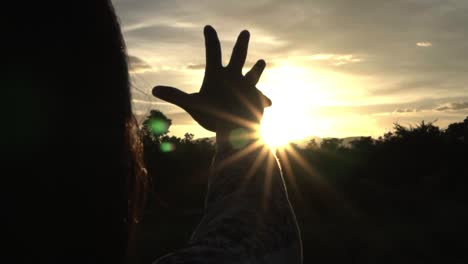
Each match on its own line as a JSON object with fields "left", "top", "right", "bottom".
{"left": 154, "top": 141, "right": 303, "bottom": 264}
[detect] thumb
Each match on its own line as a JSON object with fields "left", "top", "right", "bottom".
{"left": 152, "top": 86, "right": 191, "bottom": 109}
{"left": 258, "top": 90, "right": 272, "bottom": 108}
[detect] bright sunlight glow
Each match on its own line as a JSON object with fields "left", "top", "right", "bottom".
{"left": 258, "top": 107, "right": 311, "bottom": 148}
{"left": 257, "top": 64, "right": 318, "bottom": 148}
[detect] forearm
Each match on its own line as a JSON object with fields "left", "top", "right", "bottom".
{"left": 194, "top": 132, "right": 302, "bottom": 263}
{"left": 155, "top": 132, "right": 303, "bottom": 264}
{"left": 208, "top": 132, "right": 287, "bottom": 207}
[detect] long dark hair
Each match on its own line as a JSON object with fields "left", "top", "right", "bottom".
{"left": 4, "top": 1, "right": 148, "bottom": 263}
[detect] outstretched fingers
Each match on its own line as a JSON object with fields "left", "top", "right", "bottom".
{"left": 245, "top": 59, "right": 266, "bottom": 86}
{"left": 152, "top": 86, "right": 192, "bottom": 110}
{"left": 228, "top": 30, "right": 250, "bottom": 73}
{"left": 245, "top": 60, "right": 271, "bottom": 107}
{"left": 204, "top": 25, "right": 222, "bottom": 74}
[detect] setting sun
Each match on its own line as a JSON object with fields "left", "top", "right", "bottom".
{"left": 258, "top": 106, "right": 311, "bottom": 148}
{"left": 256, "top": 64, "right": 319, "bottom": 148}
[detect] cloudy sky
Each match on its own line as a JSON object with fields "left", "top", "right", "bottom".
{"left": 113, "top": 0, "right": 468, "bottom": 140}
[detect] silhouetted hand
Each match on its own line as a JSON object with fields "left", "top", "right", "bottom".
{"left": 152, "top": 25, "right": 271, "bottom": 133}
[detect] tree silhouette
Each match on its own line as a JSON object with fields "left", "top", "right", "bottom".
{"left": 391, "top": 120, "right": 441, "bottom": 140}
{"left": 349, "top": 136, "right": 374, "bottom": 152}
{"left": 183, "top": 133, "right": 195, "bottom": 144}
{"left": 141, "top": 110, "right": 172, "bottom": 144}
{"left": 306, "top": 138, "right": 319, "bottom": 149}
{"left": 135, "top": 114, "right": 468, "bottom": 264}
{"left": 446, "top": 116, "right": 468, "bottom": 143}
{"left": 320, "top": 138, "right": 343, "bottom": 151}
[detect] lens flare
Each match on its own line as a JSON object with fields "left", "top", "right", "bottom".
{"left": 160, "top": 142, "right": 175, "bottom": 152}
{"left": 149, "top": 119, "right": 169, "bottom": 136}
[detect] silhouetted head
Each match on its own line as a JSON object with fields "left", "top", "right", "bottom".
{"left": 4, "top": 1, "right": 147, "bottom": 263}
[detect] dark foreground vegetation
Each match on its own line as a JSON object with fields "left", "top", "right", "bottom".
{"left": 136, "top": 111, "right": 468, "bottom": 264}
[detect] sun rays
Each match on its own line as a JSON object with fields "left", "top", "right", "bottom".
{"left": 196, "top": 65, "right": 339, "bottom": 204}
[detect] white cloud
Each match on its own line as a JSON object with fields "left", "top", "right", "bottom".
{"left": 128, "top": 55, "right": 154, "bottom": 73}
{"left": 307, "top": 53, "right": 362, "bottom": 66}
{"left": 435, "top": 102, "right": 468, "bottom": 111}
{"left": 416, "top": 41, "right": 432, "bottom": 47}
{"left": 394, "top": 108, "right": 419, "bottom": 113}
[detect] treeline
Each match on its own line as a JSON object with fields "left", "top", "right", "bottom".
{"left": 284, "top": 118, "right": 468, "bottom": 263}
{"left": 136, "top": 111, "right": 468, "bottom": 264}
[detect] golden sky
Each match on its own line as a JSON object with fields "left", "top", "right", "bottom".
{"left": 114, "top": 0, "right": 468, "bottom": 141}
